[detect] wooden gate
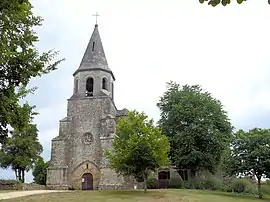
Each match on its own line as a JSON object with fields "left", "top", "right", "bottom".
{"left": 82, "top": 173, "right": 93, "bottom": 190}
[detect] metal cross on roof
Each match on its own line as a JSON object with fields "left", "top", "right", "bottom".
{"left": 92, "top": 12, "right": 100, "bottom": 25}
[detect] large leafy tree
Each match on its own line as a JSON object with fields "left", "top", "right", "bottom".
{"left": 218, "top": 147, "right": 241, "bottom": 177}
{"left": 32, "top": 156, "right": 49, "bottom": 185}
{"left": 0, "top": 123, "right": 43, "bottom": 182}
{"left": 157, "top": 82, "right": 232, "bottom": 177}
{"left": 105, "top": 110, "right": 170, "bottom": 192}
{"left": 232, "top": 128, "right": 270, "bottom": 198}
{"left": 0, "top": 0, "right": 63, "bottom": 143}
{"left": 199, "top": 0, "right": 270, "bottom": 6}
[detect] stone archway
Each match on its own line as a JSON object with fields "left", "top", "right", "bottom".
{"left": 82, "top": 173, "right": 93, "bottom": 190}
{"left": 71, "top": 161, "right": 100, "bottom": 190}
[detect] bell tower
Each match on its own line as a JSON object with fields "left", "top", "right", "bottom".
{"left": 72, "top": 23, "right": 115, "bottom": 100}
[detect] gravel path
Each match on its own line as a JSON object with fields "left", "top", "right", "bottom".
{"left": 0, "top": 190, "right": 66, "bottom": 200}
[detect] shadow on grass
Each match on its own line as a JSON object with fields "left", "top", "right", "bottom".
{"left": 169, "top": 189, "right": 270, "bottom": 201}
{"left": 99, "top": 190, "right": 165, "bottom": 196}
{"left": 78, "top": 189, "right": 167, "bottom": 200}
{"left": 209, "top": 192, "right": 270, "bottom": 201}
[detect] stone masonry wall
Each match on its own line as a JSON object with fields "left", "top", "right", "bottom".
{"left": 66, "top": 97, "right": 109, "bottom": 171}
{"left": 0, "top": 180, "right": 47, "bottom": 191}
{"left": 65, "top": 96, "right": 117, "bottom": 189}
{"left": 22, "top": 183, "right": 47, "bottom": 190}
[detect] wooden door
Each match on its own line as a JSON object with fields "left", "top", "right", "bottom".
{"left": 158, "top": 171, "right": 170, "bottom": 189}
{"left": 82, "top": 173, "right": 93, "bottom": 190}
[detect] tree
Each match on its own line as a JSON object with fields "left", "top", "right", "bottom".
{"left": 157, "top": 82, "right": 232, "bottom": 178}
{"left": 32, "top": 156, "right": 49, "bottom": 185}
{"left": 105, "top": 110, "right": 170, "bottom": 192}
{"left": 0, "top": 123, "right": 43, "bottom": 182}
{"left": 0, "top": 0, "right": 64, "bottom": 143}
{"left": 199, "top": 0, "right": 270, "bottom": 6}
{"left": 232, "top": 128, "right": 270, "bottom": 198}
{"left": 218, "top": 147, "right": 241, "bottom": 177}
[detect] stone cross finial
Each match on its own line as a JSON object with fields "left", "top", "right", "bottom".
{"left": 92, "top": 12, "right": 100, "bottom": 25}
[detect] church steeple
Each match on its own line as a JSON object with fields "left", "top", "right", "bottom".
{"left": 72, "top": 23, "right": 115, "bottom": 99}
{"left": 73, "top": 24, "right": 115, "bottom": 80}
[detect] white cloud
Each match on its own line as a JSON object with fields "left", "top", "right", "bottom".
{"left": 39, "top": 128, "right": 59, "bottom": 160}
{"left": 34, "top": 104, "right": 67, "bottom": 158}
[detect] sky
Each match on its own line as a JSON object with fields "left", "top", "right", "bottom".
{"left": 1, "top": 0, "right": 270, "bottom": 182}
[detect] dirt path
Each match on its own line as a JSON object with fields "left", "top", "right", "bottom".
{"left": 0, "top": 190, "right": 67, "bottom": 200}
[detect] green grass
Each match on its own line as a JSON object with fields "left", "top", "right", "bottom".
{"left": 2, "top": 189, "right": 270, "bottom": 202}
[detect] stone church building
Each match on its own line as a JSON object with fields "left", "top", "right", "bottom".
{"left": 46, "top": 22, "right": 182, "bottom": 190}
{"left": 46, "top": 23, "right": 133, "bottom": 190}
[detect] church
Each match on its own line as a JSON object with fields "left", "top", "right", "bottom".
{"left": 46, "top": 22, "right": 133, "bottom": 190}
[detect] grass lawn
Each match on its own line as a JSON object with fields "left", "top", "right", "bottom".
{"left": 2, "top": 189, "right": 270, "bottom": 202}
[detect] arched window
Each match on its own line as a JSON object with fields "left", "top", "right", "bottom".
{"left": 86, "top": 77, "right": 94, "bottom": 97}
{"left": 74, "top": 79, "right": 79, "bottom": 93}
{"left": 102, "top": 77, "right": 108, "bottom": 90}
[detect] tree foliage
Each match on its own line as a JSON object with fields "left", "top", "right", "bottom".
{"left": 232, "top": 128, "right": 270, "bottom": 198}
{"left": 0, "top": 0, "right": 64, "bottom": 143}
{"left": 199, "top": 0, "right": 270, "bottom": 6}
{"left": 32, "top": 156, "right": 49, "bottom": 185}
{"left": 0, "top": 123, "right": 43, "bottom": 182}
{"left": 157, "top": 82, "right": 232, "bottom": 177}
{"left": 105, "top": 110, "right": 170, "bottom": 191}
{"left": 218, "top": 146, "right": 242, "bottom": 178}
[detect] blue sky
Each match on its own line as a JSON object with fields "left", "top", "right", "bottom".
{"left": 1, "top": 0, "right": 270, "bottom": 182}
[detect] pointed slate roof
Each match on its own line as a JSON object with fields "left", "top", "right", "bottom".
{"left": 73, "top": 24, "right": 115, "bottom": 80}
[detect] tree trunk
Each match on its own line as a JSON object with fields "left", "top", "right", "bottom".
{"left": 143, "top": 172, "right": 147, "bottom": 192}
{"left": 257, "top": 177, "right": 262, "bottom": 199}
{"left": 14, "top": 169, "right": 18, "bottom": 180}
{"left": 190, "top": 169, "right": 197, "bottom": 178}
{"left": 18, "top": 168, "right": 22, "bottom": 182}
{"left": 22, "top": 169, "right": 25, "bottom": 183}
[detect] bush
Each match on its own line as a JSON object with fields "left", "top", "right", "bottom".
{"left": 203, "top": 175, "right": 222, "bottom": 190}
{"left": 168, "top": 177, "right": 184, "bottom": 189}
{"left": 221, "top": 184, "right": 233, "bottom": 192}
{"left": 183, "top": 180, "right": 192, "bottom": 189}
{"left": 244, "top": 183, "right": 258, "bottom": 196}
{"left": 189, "top": 176, "right": 206, "bottom": 189}
{"left": 261, "top": 184, "right": 270, "bottom": 195}
{"left": 147, "top": 178, "right": 158, "bottom": 189}
{"left": 171, "top": 173, "right": 260, "bottom": 196}
{"left": 232, "top": 179, "right": 249, "bottom": 193}
{"left": 183, "top": 174, "right": 222, "bottom": 190}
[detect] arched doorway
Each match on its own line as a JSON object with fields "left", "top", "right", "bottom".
{"left": 158, "top": 171, "right": 170, "bottom": 189}
{"left": 82, "top": 173, "right": 93, "bottom": 190}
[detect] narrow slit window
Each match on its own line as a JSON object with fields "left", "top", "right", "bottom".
{"left": 86, "top": 164, "right": 89, "bottom": 169}
{"left": 92, "top": 42, "right": 95, "bottom": 52}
